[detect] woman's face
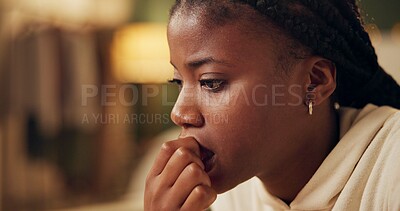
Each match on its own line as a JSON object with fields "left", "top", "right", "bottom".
{"left": 168, "top": 12, "right": 310, "bottom": 193}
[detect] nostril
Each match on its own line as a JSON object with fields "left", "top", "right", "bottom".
{"left": 194, "top": 115, "right": 205, "bottom": 126}
{"left": 182, "top": 123, "right": 191, "bottom": 129}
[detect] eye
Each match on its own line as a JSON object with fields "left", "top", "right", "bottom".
{"left": 168, "top": 79, "right": 183, "bottom": 90}
{"left": 199, "top": 79, "right": 226, "bottom": 92}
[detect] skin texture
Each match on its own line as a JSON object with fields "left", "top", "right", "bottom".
{"left": 145, "top": 9, "right": 339, "bottom": 211}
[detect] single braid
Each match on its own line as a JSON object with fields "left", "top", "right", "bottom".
{"left": 298, "top": 0, "right": 378, "bottom": 67}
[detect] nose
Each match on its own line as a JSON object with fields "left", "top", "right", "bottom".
{"left": 171, "top": 89, "right": 204, "bottom": 128}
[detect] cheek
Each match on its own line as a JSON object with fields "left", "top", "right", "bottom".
{"left": 203, "top": 88, "right": 272, "bottom": 153}
{"left": 250, "top": 83, "right": 304, "bottom": 107}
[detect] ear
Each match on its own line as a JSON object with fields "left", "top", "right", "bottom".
{"left": 304, "top": 57, "right": 336, "bottom": 106}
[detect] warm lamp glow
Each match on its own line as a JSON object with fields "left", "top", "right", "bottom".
{"left": 6, "top": 0, "right": 132, "bottom": 28}
{"left": 111, "top": 23, "right": 173, "bottom": 84}
{"left": 391, "top": 23, "right": 400, "bottom": 47}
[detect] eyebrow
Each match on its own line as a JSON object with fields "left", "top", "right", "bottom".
{"left": 170, "top": 57, "right": 234, "bottom": 70}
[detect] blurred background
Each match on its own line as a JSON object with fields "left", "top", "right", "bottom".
{"left": 0, "top": 0, "right": 399, "bottom": 210}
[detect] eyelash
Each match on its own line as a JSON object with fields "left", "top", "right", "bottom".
{"left": 199, "top": 79, "right": 226, "bottom": 93}
{"left": 168, "top": 79, "right": 226, "bottom": 93}
{"left": 168, "top": 79, "right": 182, "bottom": 87}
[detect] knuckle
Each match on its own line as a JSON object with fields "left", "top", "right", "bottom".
{"left": 186, "top": 162, "right": 203, "bottom": 177}
{"left": 161, "top": 141, "right": 175, "bottom": 155}
{"left": 176, "top": 147, "right": 192, "bottom": 160}
{"left": 193, "top": 185, "right": 208, "bottom": 201}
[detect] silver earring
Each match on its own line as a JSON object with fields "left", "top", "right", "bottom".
{"left": 334, "top": 102, "right": 340, "bottom": 110}
{"left": 308, "top": 101, "right": 313, "bottom": 115}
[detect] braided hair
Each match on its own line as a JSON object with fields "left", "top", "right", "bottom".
{"left": 170, "top": 0, "right": 400, "bottom": 109}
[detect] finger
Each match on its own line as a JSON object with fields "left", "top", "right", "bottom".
{"left": 169, "top": 162, "right": 211, "bottom": 207}
{"left": 181, "top": 185, "right": 217, "bottom": 211}
{"left": 159, "top": 147, "right": 205, "bottom": 186}
{"left": 148, "top": 137, "right": 200, "bottom": 177}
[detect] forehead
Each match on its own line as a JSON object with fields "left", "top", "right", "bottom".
{"left": 167, "top": 11, "right": 277, "bottom": 68}
{"left": 169, "top": 3, "right": 272, "bottom": 37}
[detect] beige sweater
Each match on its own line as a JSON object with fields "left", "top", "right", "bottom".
{"left": 211, "top": 105, "right": 400, "bottom": 211}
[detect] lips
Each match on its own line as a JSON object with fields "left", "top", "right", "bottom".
{"left": 199, "top": 144, "right": 215, "bottom": 173}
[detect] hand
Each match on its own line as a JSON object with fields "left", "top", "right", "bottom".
{"left": 144, "top": 137, "right": 217, "bottom": 211}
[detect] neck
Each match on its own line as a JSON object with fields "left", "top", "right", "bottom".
{"left": 258, "top": 104, "right": 339, "bottom": 205}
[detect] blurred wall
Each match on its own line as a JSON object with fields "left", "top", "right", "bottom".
{"left": 0, "top": 0, "right": 138, "bottom": 210}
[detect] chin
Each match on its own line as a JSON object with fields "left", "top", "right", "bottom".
{"left": 209, "top": 173, "right": 240, "bottom": 194}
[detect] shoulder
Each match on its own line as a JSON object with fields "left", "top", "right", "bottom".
{"left": 370, "top": 107, "right": 400, "bottom": 208}
{"left": 338, "top": 105, "right": 400, "bottom": 208}
{"left": 367, "top": 105, "right": 400, "bottom": 168}
{"left": 375, "top": 106, "right": 400, "bottom": 156}
{"left": 383, "top": 113, "right": 400, "bottom": 210}
{"left": 382, "top": 108, "right": 400, "bottom": 135}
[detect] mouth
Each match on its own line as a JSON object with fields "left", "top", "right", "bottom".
{"left": 199, "top": 144, "right": 215, "bottom": 173}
